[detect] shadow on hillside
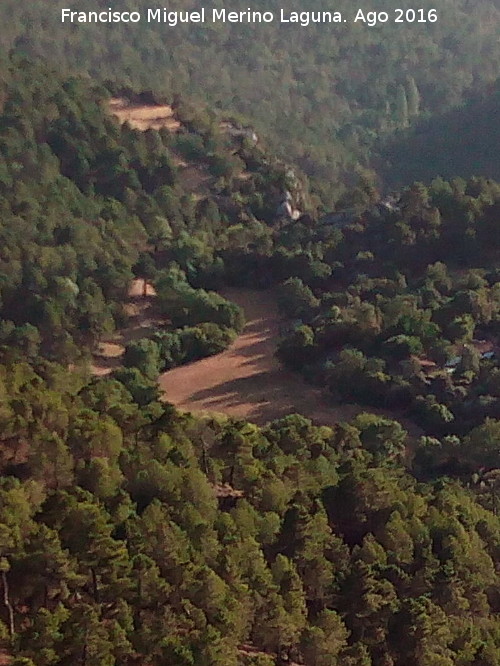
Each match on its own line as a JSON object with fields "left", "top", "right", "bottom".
{"left": 379, "top": 83, "right": 500, "bottom": 186}
{"left": 186, "top": 366, "right": 318, "bottom": 426}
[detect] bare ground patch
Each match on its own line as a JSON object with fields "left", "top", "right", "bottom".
{"left": 91, "top": 280, "right": 421, "bottom": 435}
{"left": 108, "top": 98, "right": 181, "bottom": 132}
{"left": 90, "top": 279, "right": 163, "bottom": 377}
{"left": 107, "top": 98, "right": 216, "bottom": 199}
{"left": 159, "top": 289, "right": 423, "bottom": 434}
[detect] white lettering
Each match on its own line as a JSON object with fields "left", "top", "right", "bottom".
{"left": 212, "top": 9, "right": 274, "bottom": 23}
{"left": 147, "top": 9, "right": 205, "bottom": 25}
{"left": 281, "top": 10, "right": 342, "bottom": 26}
{"left": 354, "top": 9, "right": 389, "bottom": 26}
{"left": 61, "top": 9, "right": 142, "bottom": 23}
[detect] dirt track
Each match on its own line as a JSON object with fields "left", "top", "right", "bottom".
{"left": 159, "top": 289, "right": 418, "bottom": 429}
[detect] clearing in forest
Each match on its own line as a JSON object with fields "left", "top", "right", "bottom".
{"left": 91, "top": 279, "right": 161, "bottom": 376}
{"left": 92, "top": 283, "right": 421, "bottom": 434}
{"left": 159, "top": 289, "right": 419, "bottom": 429}
{"left": 107, "top": 97, "right": 214, "bottom": 198}
{"left": 108, "top": 97, "right": 181, "bottom": 132}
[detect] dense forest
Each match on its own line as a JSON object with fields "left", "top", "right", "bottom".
{"left": 4, "top": 361, "right": 500, "bottom": 666}
{"left": 1, "top": 0, "right": 500, "bottom": 200}
{"left": 1, "top": 1, "right": 500, "bottom": 663}
{"left": 1, "top": 55, "right": 500, "bottom": 665}
{"left": 0, "top": 57, "right": 304, "bottom": 370}
{"left": 382, "top": 81, "right": 500, "bottom": 186}
{"left": 274, "top": 177, "right": 500, "bottom": 467}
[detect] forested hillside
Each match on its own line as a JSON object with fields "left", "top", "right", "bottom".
{"left": 2, "top": 4, "right": 500, "bottom": 663}
{"left": 0, "top": 58, "right": 306, "bottom": 370}
{"left": 382, "top": 81, "right": 500, "bottom": 186}
{"left": 276, "top": 177, "right": 500, "bottom": 454}
{"left": 4, "top": 363, "right": 500, "bottom": 666}
{"left": 2, "top": 56, "right": 500, "bottom": 665}
{"left": 2, "top": 0, "right": 500, "bottom": 199}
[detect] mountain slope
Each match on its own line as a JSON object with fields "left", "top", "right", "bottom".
{"left": 2, "top": 0, "right": 500, "bottom": 199}
{"left": 381, "top": 82, "right": 500, "bottom": 185}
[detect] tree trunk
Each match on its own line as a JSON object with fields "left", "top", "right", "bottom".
{"left": 1, "top": 569, "right": 14, "bottom": 639}
{"left": 201, "top": 437, "right": 209, "bottom": 475}
{"left": 91, "top": 567, "right": 99, "bottom": 604}
{"left": 81, "top": 632, "right": 88, "bottom": 666}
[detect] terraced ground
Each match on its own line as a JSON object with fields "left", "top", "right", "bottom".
{"left": 108, "top": 98, "right": 181, "bottom": 132}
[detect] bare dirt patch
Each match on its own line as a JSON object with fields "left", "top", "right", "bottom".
{"left": 90, "top": 281, "right": 421, "bottom": 435}
{"left": 108, "top": 98, "right": 181, "bottom": 132}
{"left": 90, "top": 279, "right": 162, "bottom": 377}
{"left": 159, "top": 289, "right": 422, "bottom": 433}
{"left": 107, "top": 98, "right": 216, "bottom": 199}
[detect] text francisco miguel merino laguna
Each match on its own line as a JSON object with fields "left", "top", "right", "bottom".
{"left": 61, "top": 7, "right": 346, "bottom": 26}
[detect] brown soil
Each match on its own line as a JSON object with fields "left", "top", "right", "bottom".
{"left": 159, "top": 289, "right": 422, "bottom": 434}
{"left": 108, "top": 98, "right": 181, "bottom": 132}
{"left": 91, "top": 279, "right": 162, "bottom": 377}
{"left": 91, "top": 278, "right": 421, "bottom": 435}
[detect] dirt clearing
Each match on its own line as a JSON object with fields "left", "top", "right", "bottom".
{"left": 91, "top": 279, "right": 162, "bottom": 376}
{"left": 159, "top": 289, "right": 422, "bottom": 432}
{"left": 108, "top": 98, "right": 181, "bottom": 132}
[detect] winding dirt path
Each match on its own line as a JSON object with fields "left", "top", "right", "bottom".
{"left": 159, "top": 289, "right": 421, "bottom": 431}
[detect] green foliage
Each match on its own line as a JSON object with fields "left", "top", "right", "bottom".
{"left": 156, "top": 270, "right": 244, "bottom": 331}
{"left": 1, "top": 26, "right": 500, "bottom": 666}
{"left": 274, "top": 176, "right": 500, "bottom": 443}
{"left": 123, "top": 338, "right": 162, "bottom": 380}
{"left": 0, "top": 336, "right": 500, "bottom": 665}
{"left": 2, "top": 0, "right": 500, "bottom": 200}
{"left": 277, "top": 277, "right": 320, "bottom": 319}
